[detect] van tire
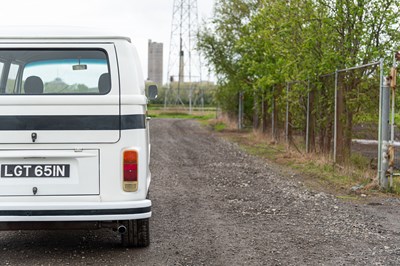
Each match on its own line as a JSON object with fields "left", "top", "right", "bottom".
{"left": 121, "top": 219, "right": 150, "bottom": 248}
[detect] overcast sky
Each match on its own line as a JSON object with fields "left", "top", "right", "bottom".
{"left": 0, "top": 0, "right": 215, "bottom": 83}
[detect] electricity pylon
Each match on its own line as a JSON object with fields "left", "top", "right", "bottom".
{"left": 164, "top": 0, "right": 203, "bottom": 112}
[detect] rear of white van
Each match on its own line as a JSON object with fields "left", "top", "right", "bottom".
{"left": 0, "top": 39, "right": 151, "bottom": 247}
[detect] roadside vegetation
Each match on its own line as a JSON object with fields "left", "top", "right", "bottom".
{"left": 197, "top": 0, "right": 400, "bottom": 164}
{"left": 208, "top": 116, "right": 400, "bottom": 197}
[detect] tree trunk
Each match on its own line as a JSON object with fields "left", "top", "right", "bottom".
{"left": 253, "top": 90, "right": 259, "bottom": 129}
{"left": 262, "top": 92, "right": 268, "bottom": 133}
{"left": 318, "top": 127, "right": 325, "bottom": 153}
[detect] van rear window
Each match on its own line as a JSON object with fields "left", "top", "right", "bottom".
{"left": 0, "top": 49, "right": 110, "bottom": 95}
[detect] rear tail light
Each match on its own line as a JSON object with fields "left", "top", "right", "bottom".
{"left": 123, "top": 150, "right": 138, "bottom": 192}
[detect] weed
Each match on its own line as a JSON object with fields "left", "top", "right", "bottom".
{"left": 350, "top": 153, "right": 370, "bottom": 170}
{"left": 213, "top": 122, "right": 226, "bottom": 132}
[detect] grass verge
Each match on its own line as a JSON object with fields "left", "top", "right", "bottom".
{"left": 239, "top": 134, "right": 372, "bottom": 192}
{"left": 204, "top": 117, "right": 390, "bottom": 199}
{"left": 147, "top": 106, "right": 216, "bottom": 121}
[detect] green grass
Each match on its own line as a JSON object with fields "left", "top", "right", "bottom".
{"left": 211, "top": 122, "right": 226, "bottom": 132}
{"left": 232, "top": 133, "right": 286, "bottom": 161}
{"left": 148, "top": 111, "right": 215, "bottom": 120}
{"left": 350, "top": 153, "right": 370, "bottom": 170}
{"left": 149, "top": 104, "right": 216, "bottom": 110}
{"left": 389, "top": 179, "right": 400, "bottom": 194}
{"left": 241, "top": 143, "right": 282, "bottom": 160}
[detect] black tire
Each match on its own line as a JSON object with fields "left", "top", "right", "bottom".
{"left": 121, "top": 218, "right": 150, "bottom": 248}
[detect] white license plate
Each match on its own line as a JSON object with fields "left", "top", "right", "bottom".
{"left": 0, "top": 164, "right": 70, "bottom": 178}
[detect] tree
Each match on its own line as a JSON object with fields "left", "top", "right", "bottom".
{"left": 197, "top": 0, "right": 262, "bottom": 119}
{"left": 198, "top": 0, "right": 400, "bottom": 161}
{"left": 320, "top": 0, "right": 400, "bottom": 162}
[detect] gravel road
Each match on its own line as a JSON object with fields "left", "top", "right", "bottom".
{"left": 1, "top": 118, "right": 400, "bottom": 265}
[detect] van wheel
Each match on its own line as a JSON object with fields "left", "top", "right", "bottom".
{"left": 121, "top": 219, "right": 150, "bottom": 248}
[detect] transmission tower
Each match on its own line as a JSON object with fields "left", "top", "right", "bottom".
{"left": 165, "top": 0, "right": 203, "bottom": 112}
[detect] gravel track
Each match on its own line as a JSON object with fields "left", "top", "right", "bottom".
{"left": 0, "top": 118, "right": 400, "bottom": 265}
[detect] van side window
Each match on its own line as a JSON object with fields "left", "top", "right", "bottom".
{"left": 0, "top": 49, "right": 110, "bottom": 95}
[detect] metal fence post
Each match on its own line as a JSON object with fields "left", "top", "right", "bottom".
{"left": 380, "top": 59, "right": 390, "bottom": 190}
{"left": 164, "top": 82, "right": 170, "bottom": 110}
{"left": 333, "top": 70, "right": 338, "bottom": 163}
{"left": 306, "top": 79, "right": 310, "bottom": 153}
{"left": 271, "top": 86, "right": 275, "bottom": 139}
{"left": 238, "top": 91, "right": 244, "bottom": 130}
{"left": 378, "top": 59, "right": 383, "bottom": 187}
{"left": 285, "top": 83, "right": 289, "bottom": 144}
{"left": 238, "top": 92, "right": 242, "bottom": 130}
{"left": 189, "top": 85, "right": 193, "bottom": 114}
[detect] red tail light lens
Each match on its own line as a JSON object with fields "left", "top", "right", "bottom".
{"left": 123, "top": 150, "right": 138, "bottom": 192}
{"left": 123, "top": 163, "right": 137, "bottom": 181}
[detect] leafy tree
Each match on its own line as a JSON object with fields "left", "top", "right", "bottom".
{"left": 319, "top": 0, "right": 400, "bottom": 161}
{"left": 197, "top": 0, "right": 261, "bottom": 118}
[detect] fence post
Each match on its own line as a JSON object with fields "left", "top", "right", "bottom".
{"left": 189, "top": 85, "right": 193, "bottom": 114}
{"left": 379, "top": 59, "right": 390, "bottom": 190}
{"left": 285, "top": 83, "right": 289, "bottom": 144}
{"left": 271, "top": 86, "right": 275, "bottom": 139}
{"left": 238, "top": 91, "right": 243, "bottom": 130}
{"left": 164, "top": 82, "right": 171, "bottom": 110}
{"left": 378, "top": 59, "right": 383, "bottom": 187}
{"left": 333, "top": 70, "right": 338, "bottom": 163}
{"left": 306, "top": 79, "right": 310, "bottom": 153}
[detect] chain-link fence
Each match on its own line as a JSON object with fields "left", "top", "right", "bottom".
{"left": 237, "top": 61, "right": 383, "bottom": 170}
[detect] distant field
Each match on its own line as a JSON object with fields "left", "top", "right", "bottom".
{"left": 147, "top": 105, "right": 217, "bottom": 120}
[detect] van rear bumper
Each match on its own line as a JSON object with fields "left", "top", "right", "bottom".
{"left": 0, "top": 200, "right": 151, "bottom": 222}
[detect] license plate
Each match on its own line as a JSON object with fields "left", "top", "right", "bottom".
{"left": 0, "top": 164, "right": 70, "bottom": 178}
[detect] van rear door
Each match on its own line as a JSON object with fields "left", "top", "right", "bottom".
{"left": 0, "top": 44, "right": 128, "bottom": 196}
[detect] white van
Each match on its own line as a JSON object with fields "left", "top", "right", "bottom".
{"left": 0, "top": 27, "right": 155, "bottom": 247}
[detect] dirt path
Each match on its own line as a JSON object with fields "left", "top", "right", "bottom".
{"left": 0, "top": 119, "right": 400, "bottom": 265}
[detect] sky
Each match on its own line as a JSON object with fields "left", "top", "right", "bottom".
{"left": 0, "top": 0, "right": 216, "bottom": 83}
